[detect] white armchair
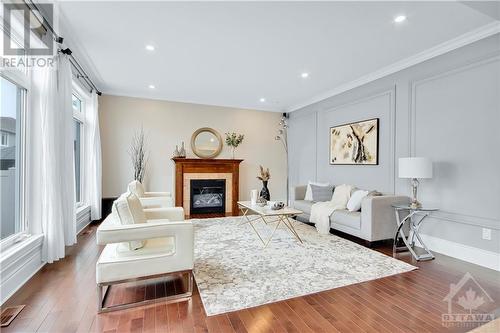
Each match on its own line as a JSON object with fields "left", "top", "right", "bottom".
{"left": 128, "top": 180, "right": 174, "bottom": 208}
{"left": 96, "top": 192, "right": 193, "bottom": 313}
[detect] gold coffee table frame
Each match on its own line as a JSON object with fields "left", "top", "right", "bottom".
{"left": 237, "top": 201, "right": 304, "bottom": 247}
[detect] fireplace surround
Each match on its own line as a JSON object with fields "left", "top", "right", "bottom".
{"left": 172, "top": 158, "right": 243, "bottom": 216}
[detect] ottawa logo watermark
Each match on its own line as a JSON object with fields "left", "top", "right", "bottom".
{"left": 442, "top": 272, "right": 495, "bottom": 328}
{"left": 2, "top": 2, "right": 55, "bottom": 69}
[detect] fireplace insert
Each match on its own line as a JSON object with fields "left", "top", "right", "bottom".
{"left": 190, "top": 179, "right": 226, "bottom": 214}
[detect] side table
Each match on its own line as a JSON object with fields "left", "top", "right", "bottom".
{"left": 392, "top": 204, "right": 439, "bottom": 261}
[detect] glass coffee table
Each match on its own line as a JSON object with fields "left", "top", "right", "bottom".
{"left": 392, "top": 204, "right": 439, "bottom": 261}
{"left": 237, "top": 201, "right": 303, "bottom": 248}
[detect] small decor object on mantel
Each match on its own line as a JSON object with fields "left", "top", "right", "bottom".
{"left": 257, "top": 165, "right": 271, "bottom": 200}
{"left": 173, "top": 145, "right": 180, "bottom": 158}
{"left": 129, "top": 127, "right": 148, "bottom": 183}
{"left": 179, "top": 141, "right": 186, "bottom": 158}
{"left": 225, "top": 132, "right": 244, "bottom": 159}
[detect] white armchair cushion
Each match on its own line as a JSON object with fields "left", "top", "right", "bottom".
{"left": 128, "top": 180, "right": 146, "bottom": 198}
{"left": 112, "top": 192, "right": 147, "bottom": 250}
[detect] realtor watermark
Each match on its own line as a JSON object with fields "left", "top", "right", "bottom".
{"left": 442, "top": 272, "right": 495, "bottom": 328}
{"left": 2, "top": 2, "right": 55, "bottom": 69}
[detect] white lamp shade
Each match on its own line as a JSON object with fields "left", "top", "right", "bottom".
{"left": 399, "top": 157, "right": 433, "bottom": 179}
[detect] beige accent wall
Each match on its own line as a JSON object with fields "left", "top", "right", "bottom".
{"left": 99, "top": 94, "right": 287, "bottom": 202}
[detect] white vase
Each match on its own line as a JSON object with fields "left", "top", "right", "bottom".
{"left": 250, "top": 189, "right": 258, "bottom": 205}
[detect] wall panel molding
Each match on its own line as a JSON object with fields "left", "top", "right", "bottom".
{"left": 321, "top": 88, "right": 396, "bottom": 193}
{"left": 409, "top": 54, "right": 500, "bottom": 228}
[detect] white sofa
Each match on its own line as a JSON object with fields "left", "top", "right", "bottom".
{"left": 128, "top": 180, "right": 174, "bottom": 208}
{"left": 96, "top": 192, "right": 193, "bottom": 312}
{"left": 292, "top": 185, "right": 409, "bottom": 244}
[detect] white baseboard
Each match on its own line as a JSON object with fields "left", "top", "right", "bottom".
{"left": 0, "top": 235, "right": 45, "bottom": 305}
{"left": 416, "top": 234, "right": 500, "bottom": 272}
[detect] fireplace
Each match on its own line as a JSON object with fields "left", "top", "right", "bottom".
{"left": 190, "top": 179, "right": 226, "bottom": 214}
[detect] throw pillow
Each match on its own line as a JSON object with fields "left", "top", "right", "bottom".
{"left": 304, "top": 181, "right": 330, "bottom": 201}
{"left": 126, "top": 192, "right": 147, "bottom": 225}
{"left": 112, "top": 192, "right": 146, "bottom": 250}
{"left": 330, "top": 184, "right": 353, "bottom": 208}
{"left": 347, "top": 190, "right": 369, "bottom": 212}
{"left": 310, "top": 184, "right": 335, "bottom": 202}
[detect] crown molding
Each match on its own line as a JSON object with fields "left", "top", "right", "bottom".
{"left": 287, "top": 21, "right": 500, "bottom": 112}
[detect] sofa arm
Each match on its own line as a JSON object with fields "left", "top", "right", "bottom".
{"left": 144, "top": 207, "right": 185, "bottom": 221}
{"left": 360, "top": 195, "right": 410, "bottom": 241}
{"left": 292, "top": 185, "right": 307, "bottom": 202}
{"left": 144, "top": 191, "right": 171, "bottom": 197}
{"left": 140, "top": 196, "right": 174, "bottom": 208}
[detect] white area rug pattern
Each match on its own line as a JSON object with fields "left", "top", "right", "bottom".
{"left": 192, "top": 216, "right": 416, "bottom": 316}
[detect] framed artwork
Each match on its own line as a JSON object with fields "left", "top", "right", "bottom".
{"left": 330, "top": 118, "right": 379, "bottom": 165}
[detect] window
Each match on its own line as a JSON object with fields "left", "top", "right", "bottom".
{"left": 72, "top": 93, "right": 84, "bottom": 205}
{"left": 1, "top": 132, "right": 8, "bottom": 146}
{"left": 73, "top": 120, "right": 82, "bottom": 204}
{"left": 0, "top": 76, "right": 26, "bottom": 241}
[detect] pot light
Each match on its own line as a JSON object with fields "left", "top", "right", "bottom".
{"left": 259, "top": 98, "right": 266, "bottom": 103}
{"left": 301, "top": 72, "right": 309, "bottom": 78}
{"left": 148, "top": 84, "right": 155, "bottom": 89}
{"left": 394, "top": 15, "right": 407, "bottom": 23}
{"left": 145, "top": 44, "right": 155, "bottom": 51}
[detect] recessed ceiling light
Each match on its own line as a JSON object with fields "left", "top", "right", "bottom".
{"left": 301, "top": 72, "right": 309, "bottom": 78}
{"left": 148, "top": 84, "right": 155, "bottom": 89}
{"left": 394, "top": 15, "right": 407, "bottom": 23}
{"left": 259, "top": 98, "right": 266, "bottom": 103}
{"left": 145, "top": 44, "right": 155, "bottom": 51}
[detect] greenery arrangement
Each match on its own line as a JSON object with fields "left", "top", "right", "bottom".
{"left": 225, "top": 132, "right": 244, "bottom": 158}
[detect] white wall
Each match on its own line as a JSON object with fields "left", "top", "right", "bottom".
{"left": 99, "top": 95, "right": 287, "bottom": 202}
{"left": 288, "top": 34, "right": 500, "bottom": 269}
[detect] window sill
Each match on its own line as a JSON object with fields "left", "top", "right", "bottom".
{"left": 0, "top": 234, "right": 44, "bottom": 268}
{"left": 76, "top": 204, "right": 90, "bottom": 215}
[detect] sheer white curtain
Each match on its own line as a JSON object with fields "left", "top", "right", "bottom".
{"left": 86, "top": 92, "right": 102, "bottom": 220}
{"left": 27, "top": 54, "right": 76, "bottom": 263}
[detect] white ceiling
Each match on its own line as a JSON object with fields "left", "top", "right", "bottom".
{"left": 58, "top": 1, "right": 498, "bottom": 112}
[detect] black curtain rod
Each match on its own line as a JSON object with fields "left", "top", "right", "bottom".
{"left": 24, "top": 1, "right": 102, "bottom": 96}
{"left": 61, "top": 48, "right": 102, "bottom": 96}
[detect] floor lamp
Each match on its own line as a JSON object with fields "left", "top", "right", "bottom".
{"left": 275, "top": 113, "right": 289, "bottom": 205}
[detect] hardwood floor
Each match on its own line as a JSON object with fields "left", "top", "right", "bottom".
{"left": 2, "top": 222, "right": 499, "bottom": 333}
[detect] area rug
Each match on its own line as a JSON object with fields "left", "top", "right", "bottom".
{"left": 192, "top": 216, "right": 417, "bottom": 316}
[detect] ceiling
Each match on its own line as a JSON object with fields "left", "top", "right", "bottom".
{"left": 58, "top": 1, "right": 498, "bottom": 112}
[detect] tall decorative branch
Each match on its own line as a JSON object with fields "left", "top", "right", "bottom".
{"left": 275, "top": 114, "right": 289, "bottom": 204}
{"left": 129, "top": 127, "right": 148, "bottom": 183}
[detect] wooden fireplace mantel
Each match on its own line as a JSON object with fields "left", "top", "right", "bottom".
{"left": 172, "top": 158, "right": 243, "bottom": 216}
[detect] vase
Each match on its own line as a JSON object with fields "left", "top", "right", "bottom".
{"left": 231, "top": 147, "right": 235, "bottom": 159}
{"left": 260, "top": 181, "right": 270, "bottom": 201}
{"left": 179, "top": 141, "right": 186, "bottom": 158}
{"left": 173, "top": 145, "right": 180, "bottom": 158}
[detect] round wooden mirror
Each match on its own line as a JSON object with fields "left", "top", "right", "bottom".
{"left": 191, "top": 127, "right": 223, "bottom": 159}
